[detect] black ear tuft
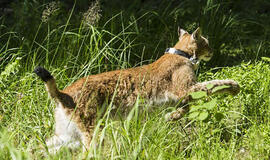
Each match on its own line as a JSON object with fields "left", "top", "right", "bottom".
{"left": 34, "top": 66, "right": 53, "bottom": 82}
{"left": 192, "top": 27, "right": 201, "bottom": 40}
{"left": 178, "top": 27, "right": 188, "bottom": 39}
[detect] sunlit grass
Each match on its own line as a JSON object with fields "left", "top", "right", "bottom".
{"left": 1, "top": 51, "right": 269, "bottom": 159}
{"left": 0, "top": 0, "right": 270, "bottom": 159}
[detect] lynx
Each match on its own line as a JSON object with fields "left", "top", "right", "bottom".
{"left": 34, "top": 27, "right": 240, "bottom": 153}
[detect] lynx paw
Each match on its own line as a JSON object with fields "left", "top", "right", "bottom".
{"left": 216, "top": 80, "right": 240, "bottom": 95}
{"left": 165, "top": 108, "right": 187, "bottom": 121}
{"left": 228, "top": 80, "right": 240, "bottom": 95}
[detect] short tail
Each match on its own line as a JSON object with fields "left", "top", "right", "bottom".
{"left": 34, "top": 66, "right": 53, "bottom": 82}
{"left": 34, "top": 66, "right": 59, "bottom": 99}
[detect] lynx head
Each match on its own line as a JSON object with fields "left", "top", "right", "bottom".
{"left": 173, "top": 27, "right": 213, "bottom": 61}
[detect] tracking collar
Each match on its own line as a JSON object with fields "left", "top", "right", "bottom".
{"left": 165, "top": 48, "right": 199, "bottom": 65}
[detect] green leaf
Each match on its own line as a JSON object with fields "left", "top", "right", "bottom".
{"left": 189, "top": 112, "right": 199, "bottom": 119}
{"left": 235, "top": 128, "right": 242, "bottom": 134}
{"left": 262, "top": 57, "right": 270, "bottom": 62}
{"left": 212, "top": 85, "right": 230, "bottom": 93}
{"left": 198, "top": 111, "right": 209, "bottom": 121}
{"left": 215, "top": 112, "right": 224, "bottom": 121}
{"left": 212, "top": 128, "right": 220, "bottom": 134}
{"left": 190, "top": 91, "right": 207, "bottom": 99}
{"left": 202, "top": 98, "right": 217, "bottom": 110}
{"left": 189, "top": 105, "right": 199, "bottom": 112}
{"left": 206, "top": 84, "right": 214, "bottom": 90}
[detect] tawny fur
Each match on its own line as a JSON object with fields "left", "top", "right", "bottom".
{"left": 39, "top": 27, "right": 240, "bottom": 152}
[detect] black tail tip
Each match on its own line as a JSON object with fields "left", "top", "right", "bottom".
{"left": 33, "top": 66, "right": 53, "bottom": 82}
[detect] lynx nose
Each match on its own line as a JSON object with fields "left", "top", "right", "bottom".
{"left": 206, "top": 48, "right": 214, "bottom": 59}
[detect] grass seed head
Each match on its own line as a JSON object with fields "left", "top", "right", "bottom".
{"left": 82, "top": 0, "right": 102, "bottom": 26}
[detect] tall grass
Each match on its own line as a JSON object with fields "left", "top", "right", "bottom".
{"left": 0, "top": 0, "right": 269, "bottom": 159}
{"left": 1, "top": 60, "right": 269, "bottom": 159}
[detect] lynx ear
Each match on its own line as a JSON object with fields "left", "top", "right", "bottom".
{"left": 191, "top": 27, "right": 201, "bottom": 40}
{"left": 178, "top": 27, "right": 188, "bottom": 39}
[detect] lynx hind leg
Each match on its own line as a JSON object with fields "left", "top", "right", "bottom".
{"left": 46, "top": 105, "right": 84, "bottom": 154}
{"left": 46, "top": 134, "right": 81, "bottom": 154}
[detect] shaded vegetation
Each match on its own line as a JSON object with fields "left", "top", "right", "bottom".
{"left": 0, "top": 0, "right": 269, "bottom": 159}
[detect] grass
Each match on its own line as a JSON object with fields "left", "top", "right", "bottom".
{"left": 0, "top": 60, "right": 269, "bottom": 159}
{"left": 0, "top": 0, "right": 270, "bottom": 159}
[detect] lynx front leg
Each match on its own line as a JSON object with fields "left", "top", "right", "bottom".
{"left": 185, "top": 79, "right": 240, "bottom": 102}
{"left": 165, "top": 105, "right": 189, "bottom": 121}
{"left": 166, "top": 80, "right": 240, "bottom": 121}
